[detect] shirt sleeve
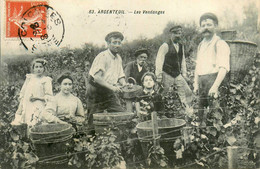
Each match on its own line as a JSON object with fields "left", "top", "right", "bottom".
{"left": 44, "top": 96, "right": 57, "bottom": 115}
{"left": 89, "top": 52, "right": 107, "bottom": 77}
{"left": 194, "top": 43, "right": 202, "bottom": 82}
{"left": 43, "top": 76, "right": 53, "bottom": 96}
{"left": 181, "top": 46, "right": 187, "bottom": 76}
{"left": 155, "top": 43, "right": 169, "bottom": 77}
{"left": 118, "top": 55, "right": 125, "bottom": 80}
{"left": 216, "top": 40, "right": 230, "bottom": 72}
{"left": 19, "top": 74, "right": 31, "bottom": 100}
{"left": 41, "top": 96, "right": 60, "bottom": 123}
{"left": 124, "top": 62, "right": 131, "bottom": 81}
{"left": 76, "top": 97, "right": 85, "bottom": 118}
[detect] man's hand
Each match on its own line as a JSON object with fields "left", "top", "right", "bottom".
{"left": 208, "top": 85, "right": 219, "bottom": 98}
{"left": 111, "top": 85, "right": 122, "bottom": 93}
{"left": 182, "top": 74, "right": 189, "bottom": 82}
{"left": 156, "top": 73, "right": 163, "bottom": 83}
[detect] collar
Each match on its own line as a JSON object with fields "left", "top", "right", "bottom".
{"left": 107, "top": 49, "right": 118, "bottom": 59}
{"left": 170, "top": 38, "right": 181, "bottom": 46}
{"left": 135, "top": 60, "right": 142, "bottom": 67}
{"left": 143, "top": 89, "right": 155, "bottom": 95}
{"left": 202, "top": 33, "right": 219, "bottom": 44}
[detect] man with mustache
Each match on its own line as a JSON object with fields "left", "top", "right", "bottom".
{"left": 194, "top": 13, "right": 230, "bottom": 123}
{"left": 156, "top": 25, "right": 193, "bottom": 109}
{"left": 124, "top": 48, "right": 149, "bottom": 85}
{"left": 86, "top": 31, "right": 127, "bottom": 133}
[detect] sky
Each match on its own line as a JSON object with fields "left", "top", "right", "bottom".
{"left": 1, "top": 0, "right": 259, "bottom": 60}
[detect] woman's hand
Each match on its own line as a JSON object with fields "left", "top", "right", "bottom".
{"left": 30, "top": 96, "right": 45, "bottom": 102}
{"left": 139, "top": 110, "right": 148, "bottom": 115}
{"left": 56, "top": 119, "right": 67, "bottom": 124}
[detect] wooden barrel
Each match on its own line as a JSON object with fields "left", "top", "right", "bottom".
{"left": 29, "top": 124, "right": 75, "bottom": 164}
{"left": 136, "top": 118, "right": 186, "bottom": 161}
{"left": 221, "top": 30, "right": 237, "bottom": 40}
{"left": 93, "top": 112, "right": 135, "bottom": 141}
{"left": 226, "top": 40, "right": 257, "bottom": 84}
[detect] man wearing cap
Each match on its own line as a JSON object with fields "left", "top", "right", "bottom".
{"left": 155, "top": 25, "right": 192, "bottom": 108}
{"left": 194, "top": 13, "right": 230, "bottom": 122}
{"left": 86, "top": 31, "right": 127, "bottom": 131}
{"left": 124, "top": 48, "right": 149, "bottom": 85}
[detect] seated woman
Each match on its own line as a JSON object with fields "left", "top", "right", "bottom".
{"left": 135, "top": 72, "right": 164, "bottom": 122}
{"left": 42, "top": 72, "right": 85, "bottom": 126}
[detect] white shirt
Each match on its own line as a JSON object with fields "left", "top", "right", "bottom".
{"left": 195, "top": 34, "right": 230, "bottom": 76}
{"left": 137, "top": 64, "right": 142, "bottom": 72}
{"left": 89, "top": 49, "right": 125, "bottom": 85}
{"left": 173, "top": 43, "right": 179, "bottom": 53}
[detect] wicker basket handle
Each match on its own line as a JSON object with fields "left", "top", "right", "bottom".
{"left": 127, "top": 77, "right": 137, "bottom": 85}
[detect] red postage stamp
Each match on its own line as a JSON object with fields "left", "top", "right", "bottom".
{"left": 6, "top": 0, "right": 48, "bottom": 38}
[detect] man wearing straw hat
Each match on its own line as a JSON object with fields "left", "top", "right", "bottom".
{"left": 193, "top": 12, "right": 230, "bottom": 123}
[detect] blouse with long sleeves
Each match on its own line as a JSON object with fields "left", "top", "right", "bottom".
{"left": 17, "top": 74, "right": 53, "bottom": 125}
{"left": 44, "top": 92, "right": 85, "bottom": 124}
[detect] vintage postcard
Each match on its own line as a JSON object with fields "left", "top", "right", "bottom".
{"left": 0, "top": 0, "right": 259, "bottom": 168}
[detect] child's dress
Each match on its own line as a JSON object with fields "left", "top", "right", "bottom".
{"left": 135, "top": 90, "right": 164, "bottom": 122}
{"left": 13, "top": 74, "right": 53, "bottom": 126}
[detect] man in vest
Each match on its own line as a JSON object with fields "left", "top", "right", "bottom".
{"left": 124, "top": 48, "right": 149, "bottom": 85}
{"left": 156, "top": 25, "right": 192, "bottom": 109}
{"left": 193, "top": 13, "right": 230, "bottom": 122}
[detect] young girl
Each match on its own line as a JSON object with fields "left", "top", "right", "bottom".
{"left": 135, "top": 72, "right": 164, "bottom": 122}
{"left": 11, "top": 58, "right": 53, "bottom": 126}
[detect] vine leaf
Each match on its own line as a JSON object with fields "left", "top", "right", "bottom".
{"left": 10, "top": 132, "right": 19, "bottom": 141}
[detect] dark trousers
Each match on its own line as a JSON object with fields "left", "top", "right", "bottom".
{"left": 198, "top": 73, "right": 228, "bottom": 123}
{"left": 86, "top": 82, "right": 126, "bottom": 131}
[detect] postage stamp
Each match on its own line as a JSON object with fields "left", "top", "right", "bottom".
{"left": 5, "top": 0, "right": 65, "bottom": 52}
{"left": 6, "top": 0, "right": 48, "bottom": 38}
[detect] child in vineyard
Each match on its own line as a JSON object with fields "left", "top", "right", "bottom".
{"left": 135, "top": 72, "right": 164, "bottom": 122}
{"left": 11, "top": 58, "right": 53, "bottom": 126}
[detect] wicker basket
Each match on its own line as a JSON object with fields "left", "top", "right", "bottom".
{"left": 226, "top": 40, "right": 257, "bottom": 84}
{"left": 93, "top": 112, "right": 135, "bottom": 141}
{"left": 29, "top": 124, "right": 75, "bottom": 164}
{"left": 221, "top": 30, "right": 237, "bottom": 40}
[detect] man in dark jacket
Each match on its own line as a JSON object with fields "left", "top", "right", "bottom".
{"left": 124, "top": 48, "right": 148, "bottom": 85}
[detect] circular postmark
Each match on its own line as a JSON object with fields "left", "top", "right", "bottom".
{"left": 18, "top": 5, "right": 65, "bottom": 52}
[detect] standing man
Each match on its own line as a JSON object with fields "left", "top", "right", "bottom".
{"left": 193, "top": 13, "right": 230, "bottom": 122}
{"left": 86, "top": 31, "right": 126, "bottom": 130}
{"left": 155, "top": 25, "right": 192, "bottom": 108}
{"left": 124, "top": 48, "right": 149, "bottom": 85}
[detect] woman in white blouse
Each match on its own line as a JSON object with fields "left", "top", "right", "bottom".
{"left": 43, "top": 72, "right": 85, "bottom": 125}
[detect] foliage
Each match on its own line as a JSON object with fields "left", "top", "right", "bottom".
{"left": 0, "top": 93, "right": 38, "bottom": 169}
{"left": 70, "top": 129, "right": 124, "bottom": 169}
{"left": 175, "top": 65, "right": 259, "bottom": 168}
{"left": 1, "top": 5, "right": 260, "bottom": 168}
{"left": 147, "top": 145, "right": 168, "bottom": 168}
